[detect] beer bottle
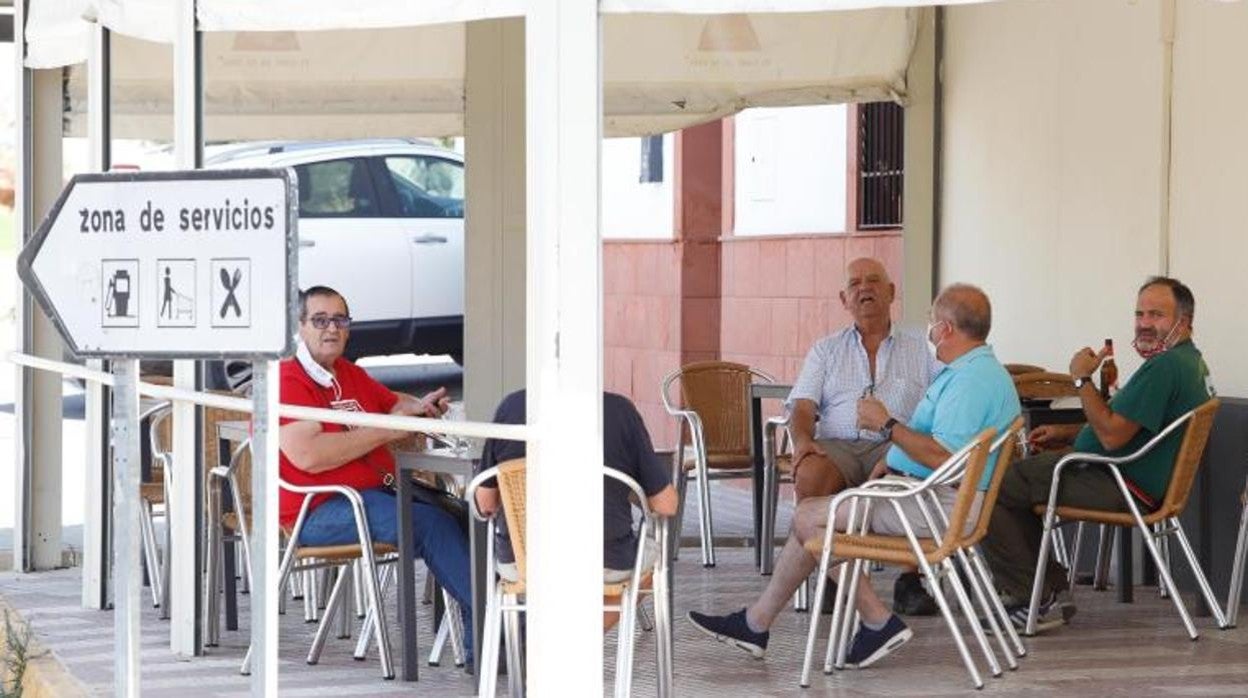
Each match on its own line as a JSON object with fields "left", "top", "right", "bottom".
{"left": 1099, "top": 338, "right": 1118, "bottom": 400}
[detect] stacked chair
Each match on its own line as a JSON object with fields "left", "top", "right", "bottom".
{"left": 800, "top": 422, "right": 1025, "bottom": 689}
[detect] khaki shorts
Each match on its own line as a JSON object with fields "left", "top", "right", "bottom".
{"left": 867, "top": 474, "right": 983, "bottom": 538}
{"left": 815, "top": 438, "right": 893, "bottom": 488}
{"left": 497, "top": 538, "right": 658, "bottom": 584}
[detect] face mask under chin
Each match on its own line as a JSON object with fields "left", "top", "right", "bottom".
{"left": 1132, "top": 322, "right": 1180, "bottom": 359}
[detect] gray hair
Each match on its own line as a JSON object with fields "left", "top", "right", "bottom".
{"left": 933, "top": 283, "right": 992, "bottom": 341}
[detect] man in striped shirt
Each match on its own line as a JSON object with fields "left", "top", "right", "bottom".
{"left": 786, "top": 257, "right": 942, "bottom": 613}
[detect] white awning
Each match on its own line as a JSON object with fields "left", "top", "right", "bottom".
{"left": 32, "top": 1, "right": 1019, "bottom": 138}
{"left": 61, "top": 9, "right": 915, "bottom": 139}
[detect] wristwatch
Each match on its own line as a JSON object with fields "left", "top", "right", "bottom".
{"left": 880, "top": 417, "right": 899, "bottom": 440}
{"left": 1072, "top": 376, "right": 1094, "bottom": 390}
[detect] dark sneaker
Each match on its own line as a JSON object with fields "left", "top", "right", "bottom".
{"left": 892, "top": 572, "right": 938, "bottom": 616}
{"left": 845, "top": 615, "right": 913, "bottom": 668}
{"left": 1002, "top": 589, "right": 1070, "bottom": 634}
{"left": 687, "top": 609, "right": 769, "bottom": 659}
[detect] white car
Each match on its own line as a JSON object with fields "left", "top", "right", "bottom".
{"left": 206, "top": 139, "right": 465, "bottom": 362}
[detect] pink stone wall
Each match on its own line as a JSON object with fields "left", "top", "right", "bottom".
{"left": 720, "top": 232, "right": 905, "bottom": 384}
{"left": 604, "top": 240, "right": 683, "bottom": 448}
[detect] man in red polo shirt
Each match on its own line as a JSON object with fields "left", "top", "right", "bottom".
{"left": 279, "top": 285, "right": 471, "bottom": 655}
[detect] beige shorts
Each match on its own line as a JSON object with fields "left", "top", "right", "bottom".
{"left": 497, "top": 538, "right": 659, "bottom": 585}
{"left": 815, "top": 438, "right": 893, "bottom": 488}
{"left": 866, "top": 474, "right": 983, "bottom": 538}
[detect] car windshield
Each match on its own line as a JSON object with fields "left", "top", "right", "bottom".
{"left": 384, "top": 156, "right": 464, "bottom": 218}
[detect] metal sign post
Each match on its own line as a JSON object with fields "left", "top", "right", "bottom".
{"left": 111, "top": 359, "right": 142, "bottom": 697}
{"left": 249, "top": 360, "right": 281, "bottom": 697}
{"left": 16, "top": 168, "right": 298, "bottom": 697}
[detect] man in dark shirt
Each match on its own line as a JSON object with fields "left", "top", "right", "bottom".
{"left": 474, "top": 390, "right": 678, "bottom": 628}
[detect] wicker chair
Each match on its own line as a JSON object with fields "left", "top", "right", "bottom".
{"left": 466, "top": 458, "right": 673, "bottom": 698}
{"left": 202, "top": 397, "right": 255, "bottom": 645}
{"left": 660, "top": 361, "right": 776, "bottom": 567}
{"left": 1004, "top": 363, "right": 1047, "bottom": 376}
{"left": 1012, "top": 371, "right": 1077, "bottom": 401}
{"left": 799, "top": 428, "right": 1000, "bottom": 689}
{"left": 1025, "top": 398, "right": 1229, "bottom": 638}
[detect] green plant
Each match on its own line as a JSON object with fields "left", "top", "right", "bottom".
{"left": 1, "top": 609, "right": 32, "bottom": 698}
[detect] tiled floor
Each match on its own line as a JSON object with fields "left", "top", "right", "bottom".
{"left": 4, "top": 483, "right": 1248, "bottom": 696}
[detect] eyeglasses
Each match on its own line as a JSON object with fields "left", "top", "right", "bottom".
{"left": 308, "top": 314, "right": 351, "bottom": 330}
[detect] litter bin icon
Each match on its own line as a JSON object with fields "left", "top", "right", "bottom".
{"left": 106, "top": 268, "right": 132, "bottom": 317}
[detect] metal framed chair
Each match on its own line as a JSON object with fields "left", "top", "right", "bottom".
{"left": 466, "top": 458, "right": 673, "bottom": 698}
{"left": 799, "top": 428, "right": 1000, "bottom": 689}
{"left": 1227, "top": 474, "right": 1248, "bottom": 628}
{"left": 1025, "top": 398, "right": 1229, "bottom": 638}
{"left": 660, "top": 361, "right": 775, "bottom": 567}
{"left": 760, "top": 413, "right": 794, "bottom": 574}
{"left": 241, "top": 480, "right": 397, "bottom": 679}
{"left": 143, "top": 406, "right": 173, "bottom": 613}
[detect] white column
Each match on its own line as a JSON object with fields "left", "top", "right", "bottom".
{"left": 14, "top": 0, "right": 66, "bottom": 572}
{"left": 82, "top": 23, "right": 111, "bottom": 609}
{"left": 902, "top": 6, "right": 938, "bottom": 323}
{"left": 525, "top": 1, "right": 604, "bottom": 694}
{"left": 169, "top": 0, "right": 203, "bottom": 657}
{"left": 465, "top": 18, "right": 527, "bottom": 420}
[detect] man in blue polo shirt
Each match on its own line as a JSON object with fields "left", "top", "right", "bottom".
{"left": 689, "top": 283, "right": 1019, "bottom": 669}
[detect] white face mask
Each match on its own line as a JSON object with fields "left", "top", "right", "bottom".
{"left": 926, "top": 320, "right": 947, "bottom": 357}
{"left": 296, "top": 337, "right": 341, "bottom": 398}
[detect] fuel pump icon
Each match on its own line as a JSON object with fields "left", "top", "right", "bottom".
{"left": 105, "top": 268, "right": 133, "bottom": 318}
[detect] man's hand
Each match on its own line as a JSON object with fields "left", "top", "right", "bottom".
{"left": 1069, "top": 345, "right": 1109, "bottom": 379}
{"left": 868, "top": 458, "right": 888, "bottom": 480}
{"left": 857, "top": 396, "right": 890, "bottom": 432}
{"left": 418, "top": 387, "right": 451, "bottom": 417}
{"left": 1027, "top": 423, "right": 1080, "bottom": 451}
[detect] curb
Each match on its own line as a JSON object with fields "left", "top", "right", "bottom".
{"left": 0, "top": 594, "right": 90, "bottom": 698}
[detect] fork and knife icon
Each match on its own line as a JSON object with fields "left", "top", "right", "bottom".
{"left": 219, "top": 267, "right": 243, "bottom": 318}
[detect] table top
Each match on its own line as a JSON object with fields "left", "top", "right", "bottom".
{"left": 217, "top": 420, "right": 250, "bottom": 443}
{"left": 393, "top": 443, "right": 482, "bottom": 479}
{"left": 750, "top": 382, "right": 793, "bottom": 400}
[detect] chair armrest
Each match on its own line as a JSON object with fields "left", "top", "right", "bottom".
{"left": 465, "top": 466, "right": 501, "bottom": 523}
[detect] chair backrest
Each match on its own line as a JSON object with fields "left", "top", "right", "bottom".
{"left": 671, "top": 361, "right": 763, "bottom": 456}
{"left": 965, "top": 417, "right": 1025, "bottom": 544}
{"left": 934, "top": 427, "right": 995, "bottom": 554}
{"left": 1157, "top": 398, "right": 1220, "bottom": 518}
{"left": 1013, "top": 372, "right": 1077, "bottom": 400}
{"left": 203, "top": 391, "right": 254, "bottom": 508}
{"left": 496, "top": 458, "right": 529, "bottom": 582}
{"left": 1005, "top": 363, "right": 1047, "bottom": 376}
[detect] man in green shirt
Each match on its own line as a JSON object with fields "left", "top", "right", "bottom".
{"left": 981, "top": 277, "right": 1215, "bottom": 632}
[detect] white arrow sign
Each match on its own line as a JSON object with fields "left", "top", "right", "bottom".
{"left": 17, "top": 169, "right": 298, "bottom": 358}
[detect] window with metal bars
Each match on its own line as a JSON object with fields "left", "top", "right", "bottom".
{"left": 857, "top": 102, "right": 904, "bottom": 229}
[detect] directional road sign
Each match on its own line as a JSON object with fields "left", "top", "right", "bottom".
{"left": 17, "top": 169, "right": 298, "bottom": 359}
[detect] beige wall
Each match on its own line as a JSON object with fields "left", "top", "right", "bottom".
{"left": 1168, "top": 1, "right": 1248, "bottom": 397}
{"left": 942, "top": 0, "right": 1168, "bottom": 385}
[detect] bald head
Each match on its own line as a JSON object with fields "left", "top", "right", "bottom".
{"left": 841, "top": 257, "right": 896, "bottom": 327}
{"left": 846, "top": 257, "right": 891, "bottom": 286}
{"left": 933, "top": 283, "right": 992, "bottom": 341}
